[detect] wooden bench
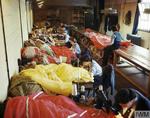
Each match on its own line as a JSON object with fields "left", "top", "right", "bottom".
{"left": 113, "top": 44, "right": 150, "bottom": 97}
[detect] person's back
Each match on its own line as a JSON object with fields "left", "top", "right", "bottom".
{"left": 74, "top": 43, "right": 81, "bottom": 55}
{"left": 111, "top": 26, "right": 122, "bottom": 49}
{"left": 102, "top": 25, "right": 122, "bottom": 66}
{"left": 91, "top": 60, "right": 102, "bottom": 77}
{"left": 113, "top": 32, "right": 123, "bottom": 41}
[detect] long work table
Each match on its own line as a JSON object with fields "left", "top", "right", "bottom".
{"left": 113, "top": 44, "right": 150, "bottom": 97}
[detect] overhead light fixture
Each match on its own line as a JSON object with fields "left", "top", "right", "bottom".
{"left": 101, "top": 8, "right": 117, "bottom": 14}
{"left": 38, "top": 4, "right": 43, "bottom": 8}
{"left": 84, "top": 11, "right": 88, "bottom": 14}
{"left": 36, "top": 0, "right": 42, "bottom": 2}
{"left": 38, "top": 1, "right": 44, "bottom": 5}
{"left": 37, "top": 0, "right": 44, "bottom": 8}
{"left": 100, "top": 0, "right": 117, "bottom": 14}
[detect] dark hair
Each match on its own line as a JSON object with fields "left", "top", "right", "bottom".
{"left": 28, "top": 33, "right": 32, "bottom": 39}
{"left": 115, "top": 88, "right": 137, "bottom": 104}
{"left": 65, "top": 42, "right": 72, "bottom": 48}
{"left": 70, "top": 37, "right": 77, "bottom": 43}
{"left": 79, "top": 55, "right": 92, "bottom": 65}
{"left": 111, "top": 25, "right": 118, "bottom": 32}
{"left": 116, "top": 24, "right": 120, "bottom": 31}
{"left": 81, "top": 48, "right": 91, "bottom": 57}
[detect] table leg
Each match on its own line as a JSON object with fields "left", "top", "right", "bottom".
{"left": 113, "top": 52, "right": 117, "bottom": 67}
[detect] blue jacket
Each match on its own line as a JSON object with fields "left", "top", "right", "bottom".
{"left": 112, "top": 31, "right": 123, "bottom": 49}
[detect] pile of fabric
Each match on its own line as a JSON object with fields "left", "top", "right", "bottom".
{"left": 10, "top": 63, "right": 93, "bottom": 96}
{"left": 21, "top": 46, "right": 56, "bottom": 65}
{"left": 4, "top": 25, "right": 117, "bottom": 117}
{"left": 84, "top": 28, "right": 112, "bottom": 49}
{"left": 4, "top": 92, "right": 114, "bottom": 118}
{"left": 20, "top": 42, "right": 76, "bottom": 69}
{"left": 19, "top": 25, "right": 77, "bottom": 70}
{"left": 51, "top": 46, "right": 76, "bottom": 63}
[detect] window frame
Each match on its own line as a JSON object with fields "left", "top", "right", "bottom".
{"left": 137, "top": 1, "right": 150, "bottom": 32}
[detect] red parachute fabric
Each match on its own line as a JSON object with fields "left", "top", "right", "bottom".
{"left": 85, "top": 28, "right": 92, "bottom": 32}
{"left": 84, "top": 29, "right": 112, "bottom": 49}
{"left": 4, "top": 92, "right": 115, "bottom": 118}
{"left": 120, "top": 41, "right": 130, "bottom": 47}
{"left": 91, "top": 36, "right": 104, "bottom": 49}
{"left": 51, "top": 46, "right": 76, "bottom": 63}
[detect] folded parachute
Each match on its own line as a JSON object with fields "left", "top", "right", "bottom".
{"left": 20, "top": 63, "right": 93, "bottom": 96}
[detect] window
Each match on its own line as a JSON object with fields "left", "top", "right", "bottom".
{"left": 138, "top": 0, "right": 150, "bottom": 32}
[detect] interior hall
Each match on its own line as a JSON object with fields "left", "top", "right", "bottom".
{"left": 0, "top": 0, "right": 150, "bottom": 117}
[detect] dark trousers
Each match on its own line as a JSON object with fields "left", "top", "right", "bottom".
{"left": 93, "top": 75, "right": 103, "bottom": 88}
{"left": 102, "top": 45, "right": 116, "bottom": 66}
{"left": 93, "top": 75, "right": 103, "bottom": 97}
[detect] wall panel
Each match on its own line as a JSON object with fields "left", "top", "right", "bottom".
{"left": 119, "top": 3, "right": 137, "bottom": 38}
{"left": 1, "top": 0, "right": 22, "bottom": 77}
{"left": 26, "top": 1, "right": 33, "bottom": 33}
{"left": 138, "top": 31, "right": 150, "bottom": 50}
{"left": 20, "top": 0, "right": 28, "bottom": 41}
{"left": 0, "top": 4, "right": 9, "bottom": 102}
{"left": 30, "top": 4, "right": 33, "bottom": 30}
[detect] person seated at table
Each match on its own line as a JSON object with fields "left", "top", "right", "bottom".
{"left": 79, "top": 53, "right": 115, "bottom": 97}
{"left": 114, "top": 88, "right": 150, "bottom": 118}
{"left": 79, "top": 55, "right": 103, "bottom": 87}
{"left": 102, "top": 25, "right": 122, "bottom": 66}
{"left": 64, "top": 33, "right": 70, "bottom": 43}
{"left": 65, "top": 37, "right": 81, "bottom": 57}
{"left": 57, "top": 22, "right": 70, "bottom": 42}
{"left": 79, "top": 54, "right": 115, "bottom": 95}
{"left": 70, "top": 37, "right": 81, "bottom": 56}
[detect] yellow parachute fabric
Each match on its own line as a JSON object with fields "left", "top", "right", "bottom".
{"left": 20, "top": 63, "right": 93, "bottom": 96}
{"left": 20, "top": 68, "right": 72, "bottom": 96}
{"left": 55, "top": 63, "right": 94, "bottom": 82}
{"left": 35, "top": 63, "right": 93, "bottom": 82}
